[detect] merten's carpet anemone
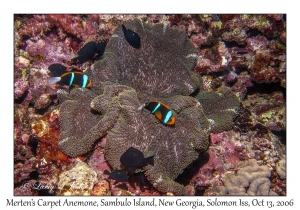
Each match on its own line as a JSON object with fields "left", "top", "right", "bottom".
{"left": 57, "top": 18, "right": 240, "bottom": 195}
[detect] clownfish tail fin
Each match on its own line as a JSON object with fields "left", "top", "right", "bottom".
{"left": 138, "top": 103, "right": 146, "bottom": 111}
{"left": 47, "top": 77, "right": 61, "bottom": 85}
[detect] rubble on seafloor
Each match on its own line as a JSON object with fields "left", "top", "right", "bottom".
{"left": 14, "top": 14, "right": 285, "bottom": 196}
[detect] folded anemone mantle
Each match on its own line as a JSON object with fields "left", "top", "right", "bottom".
{"left": 57, "top": 18, "right": 238, "bottom": 195}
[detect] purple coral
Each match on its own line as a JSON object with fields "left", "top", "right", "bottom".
{"left": 194, "top": 41, "right": 232, "bottom": 74}
{"left": 14, "top": 80, "right": 29, "bottom": 98}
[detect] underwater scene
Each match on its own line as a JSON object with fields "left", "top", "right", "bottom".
{"left": 14, "top": 14, "right": 286, "bottom": 196}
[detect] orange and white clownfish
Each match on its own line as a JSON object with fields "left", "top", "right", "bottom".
{"left": 47, "top": 71, "right": 92, "bottom": 88}
{"left": 138, "top": 100, "right": 175, "bottom": 126}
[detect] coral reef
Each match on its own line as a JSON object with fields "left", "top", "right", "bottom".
{"left": 14, "top": 53, "right": 58, "bottom": 109}
{"left": 91, "top": 180, "right": 110, "bottom": 196}
{"left": 194, "top": 41, "right": 232, "bottom": 74}
{"left": 206, "top": 159, "right": 277, "bottom": 195}
{"left": 18, "top": 15, "right": 91, "bottom": 41}
{"left": 189, "top": 129, "right": 286, "bottom": 195}
{"left": 31, "top": 109, "right": 69, "bottom": 163}
{"left": 231, "top": 71, "right": 253, "bottom": 100}
{"left": 14, "top": 157, "right": 36, "bottom": 184}
{"left": 24, "top": 35, "right": 74, "bottom": 69}
{"left": 276, "top": 158, "right": 286, "bottom": 179}
{"left": 14, "top": 14, "right": 286, "bottom": 196}
{"left": 58, "top": 161, "right": 98, "bottom": 195}
{"left": 14, "top": 180, "right": 39, "bottom": 196}
{"left": 192, "top": 14, "right": 286, "bottom": 89}
{"left": 29, "top": 109, "right": 72, "bottom": 194}
{"left": 222, "top": 28, "right": 247, "bottom": 45}
{"left": 242, "top": 91, "right": 286, "bottom": 132}
{"left": 87, "top": 146, "right": 111, "bottom": 178}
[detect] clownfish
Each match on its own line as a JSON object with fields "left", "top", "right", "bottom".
{"left": 139, "top": 101, "right": 175, "bottom": 125}
{"left": 122, "top": 24, "right": 141, "bottom": 49}
{"left": 47, "top": 71, "right": 92, "bottom": 88}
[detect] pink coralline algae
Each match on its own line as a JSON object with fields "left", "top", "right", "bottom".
{"left": 19, "top": 15, "right": 86, "bottom": 40}
{"left": 14, "top": 14, "right": 286, "bottom": 196}
{"left": 14, "top": 53, "right": 58, "bottom": 109}
{"left": 242, "top": 91, "right": 286, "bottom": 132}
{"left": 186, "top": 129, "right": 286, "bottom": 195}
{"left": 14, "top": 180, "right": 39, "bottom": 196}
{"left": 191, "top": 14, "right": 286, "bottom": 88}
{"left": 14, "top": 80, "right": 29, "bottom": 98}
{"left": 25, "top": 35, "right": 75, "bottom": 69}
{"left": 88, "top": 146, "right": 111, "bottom": 179}
{"left": 231, "top": 71, "right": 253, "bottom": 100}
{"left": 246, "top": 36, "right": 286, "bottom": 86}
{"left": 222, "top": 28, "right": 247, "bottom": 45}
{"left": 88, "top": 141, "right": 162, "bottom": 196}
{"left": 194, "top": 41, "right": 232, "bottom": 74}
{"left": 14, "top": 154, "right": 36, "bottom": 184}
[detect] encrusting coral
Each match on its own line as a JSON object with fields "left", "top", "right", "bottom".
{"left": 207, "top": 159, "right": 277, "bottom": 195}
{"left": 276, "top": 158, "right": 286, "bottom": 179}
{"left": 56, "top": 18, "right": 239, "bottom": 195}
{"left": 58, "top": 161, "right": 98, "bottom": 195}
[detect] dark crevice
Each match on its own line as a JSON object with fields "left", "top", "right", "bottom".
{"left": 34, "top": 107, "right": 51, "bottom": 116}
{"left": 28, "top": 136, "right": 39, "bottom": 155}
{"left": 223, "top": 41, "right": 246, "bottom": 48}
{"left": 271, "top": 130, "right": 286, "bottom": 145}
{"left": 199, "top": 42, "right": 214, "bottom": 49}
{"left": 38, "top": 186, "right": 56, "bottom": 196}
{"left": 195, "top": 186, "right": 209, "bottom": 196}
{"left": 189, "top": 88, "right": 200, "bottom": 97}
{"left": 246, "top": 81, "right": 286, "bottom": 101}
{"left": 175, "top": 152, "right": 209, "bottom": 186}
{"left": 14, "top": 90, "right": 29, "bottom": 104}
{"left": 209, "top": 65, "right": 234, "bottom": 78}
{"left": 247, "top": 28, "right": 264, "bottom": 38}
{"left": 29, "top": 170, "right": 39, "bottom": 180}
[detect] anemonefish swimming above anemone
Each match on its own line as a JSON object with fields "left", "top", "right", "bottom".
{"left": 139, "top": 100, "right": 175, "bottom": 126}
{"left": 48, "top": 71, "right": 92, "bottom": 88}
{"left": 47, "top": 64, "right": 92, "bottom": 88}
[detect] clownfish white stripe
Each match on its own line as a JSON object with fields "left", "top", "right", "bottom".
{"left": 151, "top": 103, "right": 161, "bottom": 114}
{"left": 164, "top": 111, "right": 173, "bottom": 124}
{"left": 69, "top": 73, "right": 75, "bottom": 86}
{"left": 82, "top": 74, "right": 88, "bottom": 88}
